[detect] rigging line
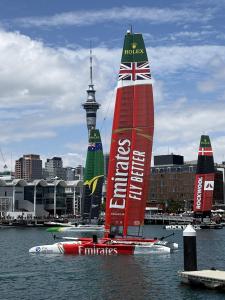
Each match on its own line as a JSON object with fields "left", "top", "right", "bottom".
{"left": 99, "top": 94, "right": 114, "bottom": 153}
{"left": 99, "top": 94, "right": 113, "bottom": 132}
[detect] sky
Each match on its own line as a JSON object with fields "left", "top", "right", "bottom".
{"left": 0, "top": 0, "right": 225, "bottom": 171}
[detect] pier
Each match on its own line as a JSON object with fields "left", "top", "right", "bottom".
{"left": 179, "top": 270, "right": 225, "bottom": 290}
{"left": 179, "top": 225, "right": 225, "bottom": 291}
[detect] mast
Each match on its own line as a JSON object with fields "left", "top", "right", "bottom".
{"left": 105, "top": 30, "right": 154, "bottom": 237}
{"left": 193, "top": 135, "right": 215, "bottom": 219}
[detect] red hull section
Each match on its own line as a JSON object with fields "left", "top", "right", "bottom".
{"left": 63, "top": 243, "right": 134, "bottom": 255}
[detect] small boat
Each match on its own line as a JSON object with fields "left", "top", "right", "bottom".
{"left": 43, "top": 221, "right": 73, "bottom": 227}
{"left": 46, "top": 224, "right": 105, "bottom": 233}
{"left": 199, "top": 223, "right": 223, "bottom": 229}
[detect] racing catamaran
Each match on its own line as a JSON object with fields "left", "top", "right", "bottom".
{"left": 29, "top": 30, "right": 178, "bottom": 255}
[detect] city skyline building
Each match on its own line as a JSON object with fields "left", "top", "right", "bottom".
{"left": 15, "top": 154, "right": 42, "bottom": 181}
{"left": 44, "top": 156, "right": 65, "bottom": 180}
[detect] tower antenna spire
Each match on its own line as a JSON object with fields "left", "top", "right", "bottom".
{"left": 130, "top": 24, "right": 133, "bottom": 33}
{"left": 82, "top": 41, "right": 100, "bottom": 137}
{"left": 90, "top": 41, "right": 93, "bottom": 85}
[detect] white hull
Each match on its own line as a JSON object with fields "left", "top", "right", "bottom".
{"left": 29, "top": 240, "right": 178, "bottom": 255}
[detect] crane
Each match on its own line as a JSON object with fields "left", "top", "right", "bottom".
{"left": 0, "top": 148, "right": 8, "bottom": 170}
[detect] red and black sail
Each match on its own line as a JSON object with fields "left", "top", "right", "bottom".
{"left": 193, "top": 135, "right": 215, "bottom": 217}
{"left": 105, "top": 31, "right": 154, "bottom": 236}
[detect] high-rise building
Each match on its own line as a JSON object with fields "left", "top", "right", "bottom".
{"left": 15, "top": 154, "right": 42, "bottom": 180}
{"left": 64, "top": 167, "right": 75, "bottom": 181}
{"left": 82, "top": 45, "right": 100, "bottom": 137}
{"left": 44, "top": 157, "right": 65, "bottom": 180}
{"left": 74, "top": 165, "right": 84, "bottom": 180}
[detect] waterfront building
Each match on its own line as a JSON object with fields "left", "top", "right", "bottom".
{"left": 65, "top": 181, "right": 83, "bottom": 216}
{"left": 0, "top": 179, "right": 83, "bottom": 218}
{"left": 15, "top": 154, "right": 42, "bottom": 180}
{"left": 149, "top": 154, "right": 224, "bottom": 212}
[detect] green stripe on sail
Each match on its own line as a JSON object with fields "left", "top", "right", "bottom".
{"left": 121, "top": 32, "right": 148, "bottom": 63}
{"left": 84, "top": 129, "right": 104, "bottom": 183}
{"left": 82, "top": 129, "right": 104, "bottom": 219}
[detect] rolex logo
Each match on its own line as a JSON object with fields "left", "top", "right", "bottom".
{"left": 131, "top": 42, "right": 137, "bottom": 49}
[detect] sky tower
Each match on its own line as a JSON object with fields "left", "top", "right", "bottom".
{"left": 82, "top": 44, "right": 100, "bottom": 137}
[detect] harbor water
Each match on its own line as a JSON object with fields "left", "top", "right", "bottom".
{"left": 1, "top": 225, "right": 225, "bottom": 300}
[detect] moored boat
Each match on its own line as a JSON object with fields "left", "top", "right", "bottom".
{"left": 46, "top": 224, "right": 104, "bottom": 233}
{"left": 43, "top": 221, "right": 73, "bottom": 227}
{"left": 165, "top": 225, "right": 201, "bottom": 230}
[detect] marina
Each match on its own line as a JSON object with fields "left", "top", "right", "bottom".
{"left": 0, "top": 0, "right": 224, "bottom": 299}
{"left": 1, "top": 225, "right": 225, "bottom": 299}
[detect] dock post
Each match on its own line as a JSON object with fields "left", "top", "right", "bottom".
{"left": 183, "top": 224, "right": 197, "bottom": 271}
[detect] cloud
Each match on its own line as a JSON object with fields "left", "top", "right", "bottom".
{"left": 1, "top": 28, "right": 225, "bottom": 168}
{"left": 149, "top": 45, "right": 225, "bottom": 75}
{"left": 154, "top": 100, "right": 225, "bottom": 162}
{"left": 0, "top": 30, "right": 119, "bottom": 146}
{"left": 15, "top": 6, "right": 212, "bottom": 28}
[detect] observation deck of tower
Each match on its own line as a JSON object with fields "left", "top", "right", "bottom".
{"left": 82, "top": 45, "right": 100, "bottom": 137}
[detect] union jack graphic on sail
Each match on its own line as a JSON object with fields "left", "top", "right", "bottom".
{"left": 118, "top": 62, "right": 151, "bottom": 81}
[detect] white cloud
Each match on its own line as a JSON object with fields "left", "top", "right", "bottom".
{"left": 15, "top": 7, "right": 212, "bottom": 28}
{"left": 149, "top": 45, "right": 225, "bottom": 74}
{"left": 154, "top": 101, "right": 225, "bottom": 162}
{"left": 1, "top": 28, "right": 225, "bottom": 168}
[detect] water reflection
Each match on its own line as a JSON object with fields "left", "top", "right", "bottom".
{"left": 100, "top": 256, "right": 149, "bottom": 300}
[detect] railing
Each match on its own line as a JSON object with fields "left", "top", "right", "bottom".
{"left": 145, "top": 213, "right": 193, "bottom": 223}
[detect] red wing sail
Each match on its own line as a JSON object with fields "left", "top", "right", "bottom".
{"left": 193, "top": 135, "right": 215, "bottom": 216}
{"left": 105, "top": 31, "right": 154, "bottom": 236}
